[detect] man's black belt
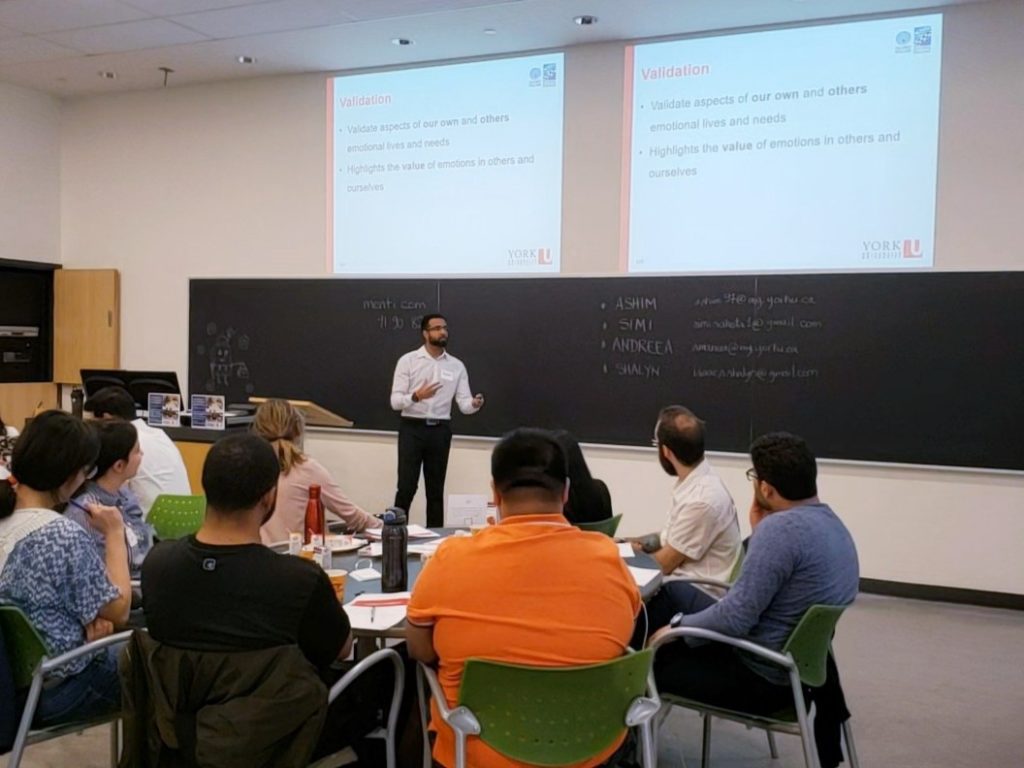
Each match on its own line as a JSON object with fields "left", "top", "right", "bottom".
{"left": 402, "top": 416, "right": 450, "bottom": 427}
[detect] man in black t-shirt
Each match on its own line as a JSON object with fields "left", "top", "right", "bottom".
{"left": 142, "top": 433, "right": 351, "bottom": 673}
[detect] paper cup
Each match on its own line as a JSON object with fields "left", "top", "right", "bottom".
{"left": 298, "top": 546, "right": 316, "bottom": 561}
{"left": 326, "top": 569, "right": 348, "bottom": 600}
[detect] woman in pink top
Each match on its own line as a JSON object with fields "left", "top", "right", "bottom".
{"left": 253, "top": 399, "right": 380, "bottom": 544}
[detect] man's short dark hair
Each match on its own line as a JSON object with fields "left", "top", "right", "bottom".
{"left": 420, "top": 313, "right": 446, "bottom": 331}
{"left": 656, "top": 405, "right": 705, "bottom": 466}
{"left": 750, "top": 432, "right": 817, "bottom": 501}
{"left": 202, "top": 434, "right": 280, "bottom": 513}
{"left": 83, "top": 386, "right": 136, "bottom": 421}
{"left": 491, "top": 428, "right": 567, "bottom": 500}
{"left": 92, "top": 420, "right": 138, "bottom": 478}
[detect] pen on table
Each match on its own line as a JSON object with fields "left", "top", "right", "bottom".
{"left": 370, "top": 606, "right": 376, "bottom": 623}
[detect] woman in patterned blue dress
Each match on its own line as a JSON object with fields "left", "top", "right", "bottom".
{"left": 0, "top": 411, "right": 132, "bottom": 726}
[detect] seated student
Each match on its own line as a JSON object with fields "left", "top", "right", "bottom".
{"left": 141, "top": 434, "right": 385, "bottom": 763}
{"left": 65, "top": 420, "right": 155, "bottom": 577}
{"left": 651, "top": 432, "right": 859, "bottom": 720}
{"left": 552, "top": 429, "right": 613, "bottom": 524}
{"left": 83, "top": 386, "right": 191, "bottom": 517}
{"left": 0, "top": 410, "right": 131, "bottom": 726}
{"left": 252, "top": 399, "right": 379, "bottom": 544}
{"left": 407, "top": 428, "right": 641, "bottom": 768}
{"left": 0, "top": 410, "right": 17, "bottom": 472}
{"left": 630, "top": 405, "right": 741, "bottom": 629}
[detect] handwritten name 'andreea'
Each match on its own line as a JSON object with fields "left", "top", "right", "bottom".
{"left": 640, "top": 64, "right": 710, "bottom": 80}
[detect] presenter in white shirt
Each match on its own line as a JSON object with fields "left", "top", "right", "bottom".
{"left": 390, "top": 314, "right": 484, "bottom": 526}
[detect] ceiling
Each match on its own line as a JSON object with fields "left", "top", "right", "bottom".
{"left": 0, "top": 0, "right": 984, "bottom": 98}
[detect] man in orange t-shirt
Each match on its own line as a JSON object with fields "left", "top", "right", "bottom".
{"left": 407, "top": 428, "right": 641, "bottom": 768}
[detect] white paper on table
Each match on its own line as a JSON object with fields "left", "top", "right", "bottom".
{"left": 359, "top": 542, "right": 384, "bottom": 558}
{"left": 617, "top": 542, "right": 637, "bottom": 559}
{"left": 407, "top": 524, "right": 439, "bottom": 539}
{"left": 344, "top": 592, "right": 411, "bottom": 630}
{"left": 408, "top": 536, "right": 451, "bottom": 556}
{"left": 628, "top": 566, "right": 660, "bottom": 589}
{"left": 445, "top": 494, "right": 494, "bottom": 527}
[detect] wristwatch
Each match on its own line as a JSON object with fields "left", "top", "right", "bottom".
{"left": 411, "top": 392, "right": 419, "bottom": 403}
{"left": 669, "top": 612, "right": 685, "bottom": 628}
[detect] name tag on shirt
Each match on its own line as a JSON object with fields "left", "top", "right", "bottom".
{"left": 440, "top": 369, "right": 455, "bottom": 382}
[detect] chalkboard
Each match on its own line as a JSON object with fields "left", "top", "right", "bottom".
{"left": 189, "top": 273, "right": 1024, "bottom": 471}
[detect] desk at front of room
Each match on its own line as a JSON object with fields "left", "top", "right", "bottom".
{"left": 163, "top": 424, "right": 248, "bottom": 493}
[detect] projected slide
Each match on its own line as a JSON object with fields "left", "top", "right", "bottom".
{"left": 329, "top": 54, "right": 564, "bottom": 274}
{"left": 623, "top": 15, "right": 943, "bottom": 272}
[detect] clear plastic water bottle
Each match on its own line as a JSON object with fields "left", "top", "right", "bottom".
{"left": 380, "top": 507, "right": 408, "bottom": 593}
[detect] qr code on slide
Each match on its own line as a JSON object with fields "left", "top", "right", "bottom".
{"left": 914, "top": 26, "right": 932, "bottom": 51}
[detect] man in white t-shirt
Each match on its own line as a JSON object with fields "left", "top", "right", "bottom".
{"left": 629, "top": 405, "right": 741, "bottom": 634}
{"left": 84, "top": 386, "right": 191, "bottom": 517}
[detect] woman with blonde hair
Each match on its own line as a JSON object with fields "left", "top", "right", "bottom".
{"left": 252, "top": 399, "right": 379, "bottom": 543}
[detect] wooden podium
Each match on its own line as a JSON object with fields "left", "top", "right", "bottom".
{"left": 248, "top": 397, "right": 353, "bottom": 428}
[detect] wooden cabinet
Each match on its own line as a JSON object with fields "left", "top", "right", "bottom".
{"left": 0, "top": 382, "right": 58, "bottom": 431}
{"left": 53, "top": 269, "right": 120, "bottom": 383}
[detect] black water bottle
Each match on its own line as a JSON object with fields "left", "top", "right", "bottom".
{"left": 380, "top": 507, "right": 408, "bottom": 593}
{"left": 70, "top": 387, "right": 84, "bottom": 419}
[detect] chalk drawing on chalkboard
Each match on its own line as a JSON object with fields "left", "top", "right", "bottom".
{"left": 196, "top": 323, "right": 253, "bottom": 394}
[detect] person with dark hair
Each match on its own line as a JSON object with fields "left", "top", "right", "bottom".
{"left": 390, "top": 313, "right": 484, "bottom": 526}
{"left": 0, "top": 409, "right": 18, "bottom": 472}
{"left": 65, "top": 420, "right": 155, "bottom": 576}
{"left": 84, "top": 385, "right": 190, "bottom": 518}
{"left": 552, "top": 429, "right": 613, "bottom": 524}
{"left": 650, "top": 432, "right": 859, "bottom": 743}
{"left": 140, "top": 434, "right": 390, "bottom": 763}
{"left": 0, "top": 410, "right": 131, "bottom": 726}
{"left": 407, "top": 428, "right": 640, "bottom": 768}
{"left": 629, "top": 405, "right": 741, "bottom": 627}
{"left": 142, "top": 433, "right": 351, "bottom": 670}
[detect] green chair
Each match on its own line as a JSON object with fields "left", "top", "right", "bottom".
{"left": 650, "top": 604, "right": 859, "bottom": 768}
{"left": 0, "top": 605, "right": 131, "bottom": 768}
{"left": 575, "top": 513, "right": 623, "bottom": 537}
{"left": 418, "top": 649, "right": 660, "bottom": 768}
{"left": 147, "top": 494, "right": 205, "bottom": 540}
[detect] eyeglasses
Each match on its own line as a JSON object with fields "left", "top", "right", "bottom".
{"left": 745, "top": 468, "right": 758, "bottom": 482}
{"left": 84, "top": 465, "right": 98, "bottom": 480}
{"left": 426, "top": 325, "right": 448, "bottom": 332}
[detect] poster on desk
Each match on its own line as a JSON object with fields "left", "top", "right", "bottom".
{"left": 190, "top": 394, "right": 225, "bottom": 430}
{"left": 148, "top": 393, "right": 181, "bottom": 428}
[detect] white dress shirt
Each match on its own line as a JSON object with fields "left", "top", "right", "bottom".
{"left": 390, "top": 346, "right": 479, "bottom": 420}
{"left": 129, "top": 418, "right": 193, "bottom": 517}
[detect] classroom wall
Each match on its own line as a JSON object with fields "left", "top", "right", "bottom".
{"left": 0, "top": 82, "right": 60, "bottom": 264}
{"left": 56, "top": 0, "right": 1024, "bottom": 594}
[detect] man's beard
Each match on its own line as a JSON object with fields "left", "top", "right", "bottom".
{"left": 657, "top": 449, "right": 676, "bottom": 476}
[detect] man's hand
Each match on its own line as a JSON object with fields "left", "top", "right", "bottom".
{"left": 472, "top": 393, "right": 485, "bottom": 409}
{"left": 627, "top": 533, "right": 661, "bottom": 554}
{"left": 85, "top": 617, "right": 115, "bottom": 642}
{"left": 749, "top": 497, "right": 769, "bottom": 530}
{"left": 413, "top": 382, "right": 443, "bottom": 402}
{"left": 85, "top": 503, "right": 125, "bottom": 537}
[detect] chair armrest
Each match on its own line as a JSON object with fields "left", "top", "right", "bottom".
{"left": 328, "top": 647, "right": 403, "bottom": 705}
{"left": 417, "top": 662, "right": 480, "bottom": 736}
{"left": 39, "top": 630, "right": 133, "bottom": 675}
{"left": 672, "top": 577, "right": 733, "bottom": 592}
{"left": 648, "top": 626, "right": 795, "bottom": 671}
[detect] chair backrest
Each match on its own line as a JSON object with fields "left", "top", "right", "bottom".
{"left": 781, "top": 604, "right": 847, "bottom": 687}
{"left": 0, "top": 606, "right": 49, "bottom": 690}
{"left": 457, "top": 649, "right": 652, "bottom": 766}
{"left": 575, "top": 513, "right": 623, "bottom": 537}
{"left": 148, "top": 494, "right": 206, "bottom": 540}
{"left": 727, "top": 544, "right": 745, "bottom": 583}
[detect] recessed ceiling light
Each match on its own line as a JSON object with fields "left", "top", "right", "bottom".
{"left": 237, "top": 55, "right": 257, "bottom": 64}
{"left": 98, "top": 71, "right": 116, "bottom": 79}
{"left": 483, "top": 28, "right": 497, "bottom": 35}
{"left": 574, "top": 15, "right": 598, "bottom": 26}
{"left": 391, "top": 38, "right": 413, "bottom": 46}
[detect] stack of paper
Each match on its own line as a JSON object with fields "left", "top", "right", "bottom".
{"left": 628, "top": 566, "right": 660, "bottom": 589}
{"left": 344, "top": 592, "right": 410, "bottom": 630}
{"left": 617, "top": 542, "right": 637, "bottom": 559}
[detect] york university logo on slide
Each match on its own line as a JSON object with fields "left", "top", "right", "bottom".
{"left": 895, "top": 26, "right": 931, "bottom": 53}
{"left": 860, "top": 239, "right": 923, "bottom": 261}
{"left": 508, "top": 248, "right": 553, "bottom": 267}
